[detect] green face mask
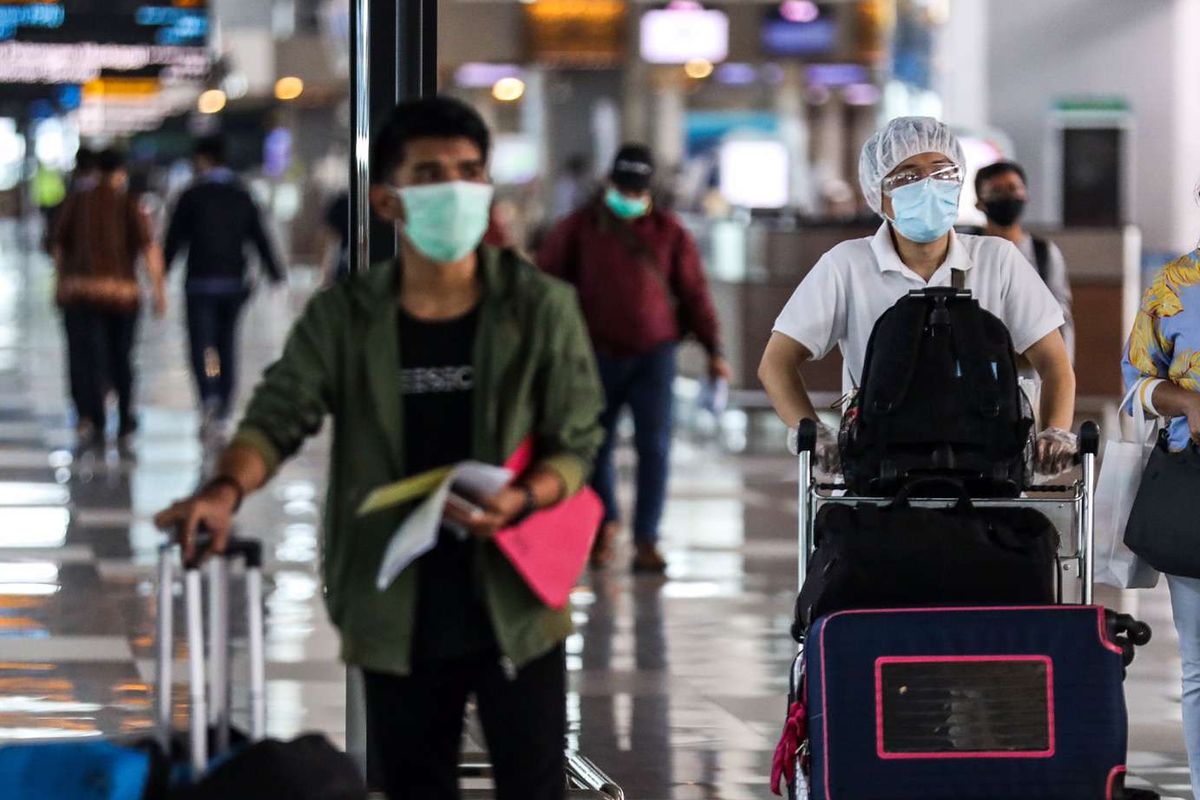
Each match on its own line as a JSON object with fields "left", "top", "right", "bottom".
{"left": 393, "top": 181, "right": 494, "bottom": 263}
{"left": 604, "top": 187, "right": 650, "bottom": 220}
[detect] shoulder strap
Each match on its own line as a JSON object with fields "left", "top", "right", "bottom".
{"left": 1031, "top": 236, "right": 1050, "bottom": 281}
{"left": 951, "top": 267, "right": 965, "bottom": 291}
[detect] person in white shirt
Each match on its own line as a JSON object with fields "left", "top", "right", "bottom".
{"left": 757, "top": 116, "right": 1077, "bottom": 476}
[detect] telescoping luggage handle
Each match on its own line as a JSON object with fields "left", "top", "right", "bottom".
{"left": 155, "top": 530, "right": 266, "bottom": 778}
{"left": 793, "top": 419, "right": 1102, "bottom": 604}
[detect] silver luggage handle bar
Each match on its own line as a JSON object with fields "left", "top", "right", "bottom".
{"left": 155, "top": 533, "right": 267, "bottom": 778}
{"left": 794, "top": 419, "right": 1102, "bottom": 608}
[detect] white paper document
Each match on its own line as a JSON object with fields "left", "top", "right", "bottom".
{"left": 375, "top": 461, "right": 513, "bottom": 590}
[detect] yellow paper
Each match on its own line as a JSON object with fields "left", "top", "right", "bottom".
{"left": 356, "top": 466, "right": 454, "bottom": 516}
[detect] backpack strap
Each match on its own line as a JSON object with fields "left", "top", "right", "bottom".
{"left": 1031, "top": 236, "right": 1050, "bottom": 281}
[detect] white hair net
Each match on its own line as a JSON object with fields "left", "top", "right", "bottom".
{"left": 858, "top": 116, "right": 965, "bottom": 215}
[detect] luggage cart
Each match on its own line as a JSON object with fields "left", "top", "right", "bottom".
{"left": 794, "top": 419, "right": 1102, "bottom": 607}
{"left": 782, "top": 419, "right": 1151, "bottom": 800}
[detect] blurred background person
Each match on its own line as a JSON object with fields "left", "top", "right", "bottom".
{"left": 51, "top": 148, "right": 166, "bottom": 455}
{"left": 164, "top": 135, "right": 285, "bottom": 443}
{"left": 539, "top": 143, "right": 730, "bottom": 574}
{"left": 551, "top": 153, "right": 592, "bottom": 221}
{"left": 976, "top": 160, "right": 1075, "bottom": 361}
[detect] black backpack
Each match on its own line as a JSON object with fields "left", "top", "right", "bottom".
{"left": 839, "top": 272, "right": 1033, "bottom": 497}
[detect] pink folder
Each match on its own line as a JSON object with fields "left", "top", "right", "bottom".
{"left": 493, "top": 438, "right": 601, "bottom": 609}
{"left": 494, "top": 488, "right": 603, "bottom": 609}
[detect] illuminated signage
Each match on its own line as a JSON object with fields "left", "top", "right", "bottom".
{"left": 524, "top": 0, "right": 626, "bottom": 66}
{"left": 762, "top": 15, "right": 836, "bottom": 56}
{"left": 639, "top": 8, "right": 729, "bottom": 65}
{"left": 0, "top": 40, "right": 207, "bottom": 84}
{"left": 0, "top": 4, "right": 65, "bottom": 40}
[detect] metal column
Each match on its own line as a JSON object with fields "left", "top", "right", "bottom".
{"left": 345, "top": 0, "right": 438, "bottom": 780}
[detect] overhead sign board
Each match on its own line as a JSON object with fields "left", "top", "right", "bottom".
{"left": 524, "top": 0, "right": 626, "bottom": 66}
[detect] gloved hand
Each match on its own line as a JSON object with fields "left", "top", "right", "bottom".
{"left": 787, "top": 421, "right": 841, "bottom": 475}
{"left": 1034, "top": 426, "right": 1077, "bottom": 476}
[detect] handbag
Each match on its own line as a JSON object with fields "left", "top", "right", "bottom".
{"left": 1125, "top": 426, "right": 1200, "bottom": 579}
{"left": 1094, "top": 380, "right": 1161, "bottom": 588}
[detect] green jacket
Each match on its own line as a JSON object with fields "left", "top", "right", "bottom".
{"left": 232, "top": 247, "right": 604, "bottom": 676}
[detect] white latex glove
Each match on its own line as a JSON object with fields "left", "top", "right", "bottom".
{"left": 1034, "top": 426, "right": 1077, "bottom": 476}
{"left": 787, "top": 421, "right": 840, "bottom": 475}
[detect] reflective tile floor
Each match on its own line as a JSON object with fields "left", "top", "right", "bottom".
{"left": 0, "top": 226, "right": 1191, "bottom": 798}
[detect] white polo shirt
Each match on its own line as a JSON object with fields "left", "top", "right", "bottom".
{"left": 772, "top": 223, "right": 1065, "bottom": 393}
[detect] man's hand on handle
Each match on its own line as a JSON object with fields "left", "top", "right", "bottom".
{"left": 153, "top": 481, "right": 240, "bottom": 564}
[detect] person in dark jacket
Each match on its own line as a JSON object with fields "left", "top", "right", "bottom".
{"left": 164, "top": 136, "right": 284, "bottom": 441}
{"left": 538, "top": 144, "right": 730, "bottom": 573}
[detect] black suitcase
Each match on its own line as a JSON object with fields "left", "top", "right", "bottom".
{"left": 792, "top": 480, "right": 1058, "bottom": 638}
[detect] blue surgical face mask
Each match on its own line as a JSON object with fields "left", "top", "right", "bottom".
{"left": 604, "top": 187, "right": 650, "bottom": 220}
{"left": 886, "top": 177, "right": 961, "bottom": 244}
{"left": 393, "top": 181, "right": 494, "bottom": 263}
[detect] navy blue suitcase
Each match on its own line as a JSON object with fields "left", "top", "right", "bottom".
{"left": 805, "top": 605, "right": 1129, "bottom": 800}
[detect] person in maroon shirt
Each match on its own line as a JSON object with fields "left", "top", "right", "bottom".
{"left": 539, "top": 144, "right": 730, "bottom": 573}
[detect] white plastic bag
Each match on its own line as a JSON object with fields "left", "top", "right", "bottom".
{"left": 1094, "top": 379, "right": 1161, "bottom": 589}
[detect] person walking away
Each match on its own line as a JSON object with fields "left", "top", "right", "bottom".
{"left": 164, "top": 136, "right": 284, "bottom": 442}
{"left": 56, "top": 147, "right": 101, "bottom": 442}
{"left": 975, "top": 160, "right": 1075, "bottom": 360}
{"left": 51, "top": 148, "right": 167, "bottom": 455}
{"left": 538, "top": 143, "right": 731, "bottom": 573}
{"left": 758, "top": 117, "right": 1077, "bottom": 478}
{"left": 153, "top": 96, "right": 603, "bottom": 800}
{"left": 1123, "top": 247, "right": 1200, "bottom": 791}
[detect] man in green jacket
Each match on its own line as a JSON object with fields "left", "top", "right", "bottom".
{"left": 154, "top": 97, "right": 604, "bottom": 800}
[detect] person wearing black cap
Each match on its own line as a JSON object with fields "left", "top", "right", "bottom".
{"left": 539, "top": 143, "right": 730, "bottom": 573}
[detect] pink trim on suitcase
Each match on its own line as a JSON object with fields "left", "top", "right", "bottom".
{"left": 1096, "top": 609, "right": 1124, "bottom": 655}
{"left": 1106, "top": 765, "right": 1126, "bottom": 800}
{"left": 872, "top": 655, "right": 1056, "bottom": 760}
{"left": 814, "top": 606, "right": 1120, "bottom": 797}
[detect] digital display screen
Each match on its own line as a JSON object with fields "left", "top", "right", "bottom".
{"left": 640, "top": 8, "right": 728, "bottom": 64}
{"left": 0, "top": 1, "right": 208, "bottom": 84}
{"left": 5, "top": 1, "right": 207, "bottom": 46}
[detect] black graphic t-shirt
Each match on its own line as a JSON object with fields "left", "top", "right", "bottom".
{"left": 399, "top": 305, "right": 495, "bottom": 661}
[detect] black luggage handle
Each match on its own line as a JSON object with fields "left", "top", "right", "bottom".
{"left": 183, "top": 528, "right": 263, "bottom": 571}
{"left": 891, "top": 478, "right": 974, "bottom": 512}
{"left": 796, "top": 418, "right": 818, "bottom": 454}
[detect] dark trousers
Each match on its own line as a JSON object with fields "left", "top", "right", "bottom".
{"left": 185, "top": 291, "right": 248, "bottom": 419}
{"left": 62, "top": 306, "right": 138, "bottom": 434}
{"left": 363, "top": 646, "right": 566, "bottom": 800}
{"left": 591, "top": 343, "right": 677, "bottom": 544}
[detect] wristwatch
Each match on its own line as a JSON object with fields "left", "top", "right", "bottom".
{"left": 518, "top": 484, "right": 537, "bottom": 520}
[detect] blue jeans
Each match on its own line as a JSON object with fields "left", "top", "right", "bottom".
{"left": 185, "top": 290, "right": 248, "bottom": 419}
{"left": 1169, "top": 574, "right": 1200, "bottom": 790}
{"left": 591, "top": 344, "right": 676, "bottom": 545}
